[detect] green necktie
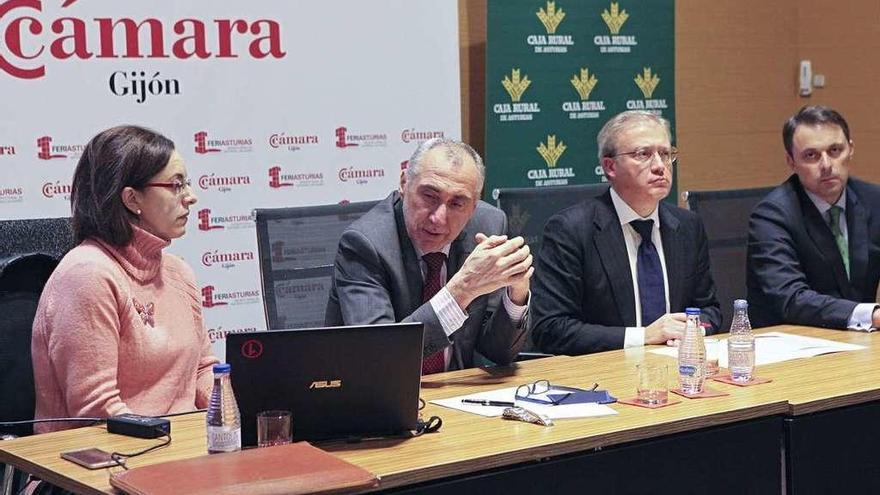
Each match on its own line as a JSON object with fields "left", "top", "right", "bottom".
{"left": 828, "top": 205, "right": 850, "bottom": 278}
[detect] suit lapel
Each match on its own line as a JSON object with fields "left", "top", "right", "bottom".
{"left": 393, "top": 195, "right": 425, "bottom": 314}
{"left": 847, "top": 187, "right": 869, "bottom": 298}
{"left": 594, "top": 193, "right": 637, "bottom": 325}
{"left": 658, "top": 204, "right": 683, "bottom": 312}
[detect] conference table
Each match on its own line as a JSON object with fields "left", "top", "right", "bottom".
{"left": 2, "top": 325, "right": 879, "bottom": 494}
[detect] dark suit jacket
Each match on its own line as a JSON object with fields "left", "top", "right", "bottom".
{"left": 746, "top": 175, "right": 880, "bottom": 329}
{"left": 325, "top": 192, "right": 529, "bottom": 370}
{"left": 531, "top": 190, "right": 722, "bottom": 355}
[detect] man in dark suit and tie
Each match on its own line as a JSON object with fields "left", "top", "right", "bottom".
{"left": 531, "top": 110, "right": 722, "bottom": 355}
{"left": 747, "top": 105, "right": 880, "bottom": 329}
{"left": 326, "top": 138, "right": 533, "bottom": 373}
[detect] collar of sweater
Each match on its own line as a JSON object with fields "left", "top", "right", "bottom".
{"left": 97, "top": 226, "right": 171, "bottom": 283}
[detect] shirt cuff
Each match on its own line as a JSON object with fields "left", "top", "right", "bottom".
{"left": 503, "top": 288, "right": 530, "bottom": 325}
{"left": 624, "top": 327, "right": 645, "bottom": 348}
{"left": 847, "top": 303, "right": 878, "bottom": 332}
{"left": 430, "top": 286, "right": 469, "bottom": 337}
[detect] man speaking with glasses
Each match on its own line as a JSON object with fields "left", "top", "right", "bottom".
{"left": 747, "top": 106, "right": 880, "bottom": 330}
{"left": 531, "top": 110, "right": 721, "bottom": 355}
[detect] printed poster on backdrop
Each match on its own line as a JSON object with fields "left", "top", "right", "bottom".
{"left": 0, "top": 0, "right": 462, "bottom": 356}
{"left": 485, "top": 0, "right": 675, "bottom": 198}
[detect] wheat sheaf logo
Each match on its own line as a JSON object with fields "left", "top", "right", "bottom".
{"left": 571, "top": 68, "right": 598, "bottom": 100}
{"left": 537, "top": 135, "right": 567, "bottom": 168}
{"left": 536, "top": 1, "right": 566, "bottom": 34}
{"left": 601, "top": 2, "right": 629, "bottom": 35}
{"left": 634, "top": 67, "right": 660, "bottom": 98}
{"left": 502, "top": 69, "right": 532, "bottom": 102}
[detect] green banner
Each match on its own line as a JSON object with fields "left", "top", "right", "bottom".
{"left": 485, "top": 0, "right": 675, "bottom": 199}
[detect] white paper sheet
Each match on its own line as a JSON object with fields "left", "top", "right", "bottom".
{"left": 430, "top": 386, "right": 618, "bottom": 419}
{"left": 648, "top": 331, "right": 866, "bottom": 367}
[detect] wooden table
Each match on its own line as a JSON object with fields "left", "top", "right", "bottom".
{"left": 2, "top": 325, "right": 878, "bottom": 494}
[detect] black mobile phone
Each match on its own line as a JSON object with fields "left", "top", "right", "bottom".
{"left": 60, "top": 448, "right": 119, "bottom": 469}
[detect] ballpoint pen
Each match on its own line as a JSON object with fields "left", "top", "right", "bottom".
{"left": 461, "top": 399, "right": 516, "bottom": 407}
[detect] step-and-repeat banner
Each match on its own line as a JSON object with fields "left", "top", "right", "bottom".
{"left": 485, "top": 0, "right": 675, "bottom": 197}
{"left": 0, "top": 0, "right": 461, "bottom": 356}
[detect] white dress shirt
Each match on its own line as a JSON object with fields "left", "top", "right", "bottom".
{"left": 609, "top": 188, "right": 671, "bottom": 347}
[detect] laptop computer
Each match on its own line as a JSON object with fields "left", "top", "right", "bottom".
{"left": 226, "top": 322, "right": 424, "bottom": 446}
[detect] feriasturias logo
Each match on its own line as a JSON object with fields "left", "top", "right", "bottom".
{"left": 193, "top": 131, "right": 253, "bottom": 154}
{"left": 0, "top": 0, "right": 287, "bottom": 80}
{"left": 334, "top": 126, "right": 387, "bottom": 148}
{"left": 201, "top": 284, "right": 260, "bottom": 309}
{"left": 0, "top": 185, "right": 24, "bottom": 203}
{"left": 197, "top": 208, "right": 254, "bottom": 231}
{"left": 36, "top": 135, "right": 83, "bottom": 160}
{"left": 268, "top": 165, "right": 323, "bottom": 188}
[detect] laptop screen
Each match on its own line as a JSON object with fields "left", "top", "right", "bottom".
{"left": 226, "top": 322, "right": 424, "bottom": 445}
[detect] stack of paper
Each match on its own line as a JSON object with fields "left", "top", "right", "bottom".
{"left": 649, "top": 331, "right": 866, "bottom": 367}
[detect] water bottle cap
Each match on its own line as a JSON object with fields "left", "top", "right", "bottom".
{"left": 734, "top": 299, "right": 748, "bottom": 309}
{"left": 213, "top": 363, "right": 231, "bottom": 373}
{"left": 685, "top": 307, "right": 700, "bottom": 315}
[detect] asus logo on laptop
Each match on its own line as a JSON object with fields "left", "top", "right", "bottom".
{"left": 309, "top": 380, "right": 342, "bottom": 389}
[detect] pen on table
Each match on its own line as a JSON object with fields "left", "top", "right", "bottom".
{"left": 461, "top": 399, "right": 515, "bottom": 407}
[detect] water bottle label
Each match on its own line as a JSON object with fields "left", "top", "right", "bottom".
{"left": 207, "top": 426, "right": 241, "bottom": 452}
{"left": 679, "top": 364, "right": 697, "bottom": 377}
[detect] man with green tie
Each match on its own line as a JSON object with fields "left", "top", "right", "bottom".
{"left": 747, "top": 105, "right": 880, "bottom": 329}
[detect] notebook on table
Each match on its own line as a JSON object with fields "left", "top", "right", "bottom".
{"left": 226, "top": 322, "right": 424, "bottom": 446}
{"left": 109, "top": 441, "right": 379, "bottom": 495}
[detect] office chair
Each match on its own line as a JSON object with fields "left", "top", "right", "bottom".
{"left": 684, "top": 186, "right": 774, "bottom": 329}
{"left": 0, "top": 217, "right": 74, "bottom": 495}
{"left": 253, "top": 201, "right": 379, "bottom": 330}
{"left": 493, "top": 183, "right": 610, "bottom": 257}
{"left": 492, "top": 183, "right": 609, "bottom": 356}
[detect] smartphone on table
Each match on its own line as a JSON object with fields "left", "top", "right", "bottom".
{"left": 60, "top": 448, "right": 119, "bottom": 469}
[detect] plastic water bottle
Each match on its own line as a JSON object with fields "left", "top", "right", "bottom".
{"left": 678, "top": 307, "right": 706, "bottom": 394}
{"left": 728, "top": 299, "right": 756, "bottom": 382}
{"left": 206, "top": 363, "right": 241, "bottom": 454}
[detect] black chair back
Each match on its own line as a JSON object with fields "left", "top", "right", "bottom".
{"left": 493, "top": 183, "right": 610, "bottom": 255}
{"left": 685, "top": 187, "right": 774, "bottom": 329}
{"left": 254, "top": 201, "right": 379, "bottom": 330}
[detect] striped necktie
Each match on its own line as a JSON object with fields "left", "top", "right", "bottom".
{"left": 421, "top": 252, "right": 447, "bottom": 374}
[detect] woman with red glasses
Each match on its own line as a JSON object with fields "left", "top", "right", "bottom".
{"left": 31, "top": 125, "right": 218, "bottom": 432}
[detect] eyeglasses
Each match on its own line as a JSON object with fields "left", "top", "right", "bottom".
{"left": 143, "top": 178, "right": 192, "bottom": 196}
{"left": 515, "top": 379, "right": 581, "bottom": 405}
{"left": 608, "top": 146, "right": 678, "bottom": 166}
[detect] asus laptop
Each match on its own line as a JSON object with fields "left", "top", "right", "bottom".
{"left": 226, "top": 322, "right": 424, "bottom": 446}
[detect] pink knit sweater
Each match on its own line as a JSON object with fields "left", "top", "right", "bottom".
{"left": 31, "top": 226, "right": 219, "bottom": 433}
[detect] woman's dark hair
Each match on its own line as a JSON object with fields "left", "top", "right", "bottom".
{"left": 71, "top": 125, "right": 175, "bottom": 246}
